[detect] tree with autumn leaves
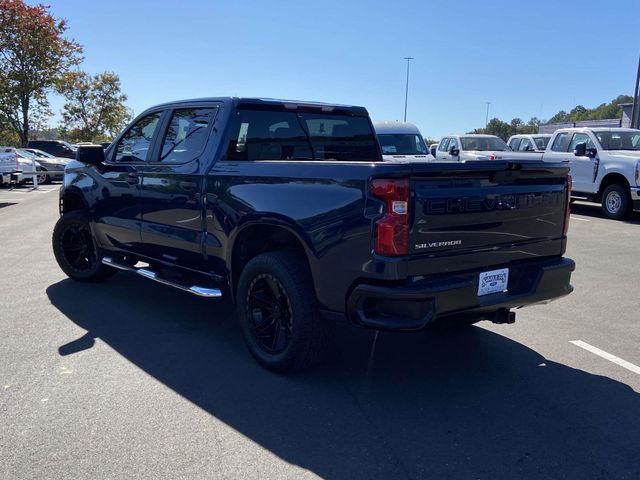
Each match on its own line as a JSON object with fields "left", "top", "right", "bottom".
{"left": 0, "top": 0, "right": 129, "bottom": 146}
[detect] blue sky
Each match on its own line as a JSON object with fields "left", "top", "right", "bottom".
{"left": 45, "top": 0, "right": 639, "bottom": 138}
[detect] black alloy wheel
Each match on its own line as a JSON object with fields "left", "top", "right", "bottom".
{"left": 246, "top": 273, "right": 293, "bottom": 354}
{"left": 52, "top": 210, "right": 116, "bottom": 282}
{"left": 236, "top": 251, "right": 332, "bottom": 372}
{"left": 59, "top": 222, "right": 96, "bottom": 272}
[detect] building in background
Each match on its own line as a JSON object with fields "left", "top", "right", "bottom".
{"left": 539, "top": 103, "right": 634, "bottom": 134}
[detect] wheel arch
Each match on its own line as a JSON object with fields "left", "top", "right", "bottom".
{"left": 59, "top": 187, "right": 90, "bottom": 216}
{"left": 598, "top": 172, "right": 630, "bottom": 198}
{"left": 229, "top": 221, "right": 316, "bottom": 302}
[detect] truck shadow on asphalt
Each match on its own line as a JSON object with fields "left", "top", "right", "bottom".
{"left": 47, "top": 275, "right": 640, "bottom": 480}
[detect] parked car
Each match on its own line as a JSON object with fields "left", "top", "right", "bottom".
{"left": 434, "top": 134, "right": 511, "bottom": 161}
{"left": 15, "top": 150, "right": 46, "bottom": 184}
{"left": 0, "top": 147, "right": 20, "bottom": 186}
{"left": 27, "top": 140, "right": 77, "bottom": 159}
{"left": 53, "top": 97, "right": 574, "bottom": 372}
{"left": 374, "top": 121, "right": 430, "bottom": 161}
{"left": 19, "top": 149, "right": 68, "bottom": 183}
{"left": 507, "top": 134, "right": 552, "bottom": 152}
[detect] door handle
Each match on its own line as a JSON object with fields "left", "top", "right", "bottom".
{"left": 179, "top": 180, "right": 198, "bottom": 191}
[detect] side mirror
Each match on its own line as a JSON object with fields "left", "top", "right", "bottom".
{"left": 449, "top": 147, "right": 460, "bottom": 156}
{"left": 573, "top": 142, "right": 586, "bottom": 157}
{"left": 586, "top": 147, "right": 597, "bottom": 158}
{"left": 76, "top": 145, "right": 105, "bottom": 166}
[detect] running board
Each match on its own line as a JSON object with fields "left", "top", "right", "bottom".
{"left": 101, "top": 256, "right": 222, "bottom": 298}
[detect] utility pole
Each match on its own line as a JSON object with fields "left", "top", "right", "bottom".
{"left": 631, "top": 55, "right": 640, "bottom": 129}
{"left": 403, "top": 57, "right": 413, "bottom": 122}
{"left": 485, "top": 101, "right": 492, "bottom": 127}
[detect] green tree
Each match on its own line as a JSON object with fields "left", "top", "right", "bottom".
{"left": 0, "top": 0, "right": 82, "bottom": 145}
{"left": 57, "top": 71, "right": 130, "bottom": 142}
{"left": 472, "top": 118, "right": 512, "bottom": 140}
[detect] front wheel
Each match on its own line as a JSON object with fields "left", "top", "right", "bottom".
{"left": 52, "top": 210, "right": 116, "bottom": 282}
{"left": 601, "top": 184, "right": 630, "bottom": 220}
{"left": 236, "top": 251, "right": 332, "bottom": 373}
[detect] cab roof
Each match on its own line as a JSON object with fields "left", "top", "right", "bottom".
{"left": 373, "top": 121, "right": 422, "bottom": 135}
{"left": 149, "top": 97, "right": 369, "bottom": 116}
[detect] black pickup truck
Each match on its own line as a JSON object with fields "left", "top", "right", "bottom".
{"left": 53, "top": 97, "right": 575, "bottom": 372}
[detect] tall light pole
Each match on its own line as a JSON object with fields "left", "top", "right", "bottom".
{"left": 403, "top": 57, "right": 413, "bottom": 122}
{"left": 485, "top": 101, "right": 492, "bottom": 127}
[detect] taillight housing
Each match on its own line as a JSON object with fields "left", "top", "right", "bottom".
{"left": 563, "top": 175, "right": 572, "bottom": 235}
{"left": 370, "top": 179, "right": 410, "bottom": 256}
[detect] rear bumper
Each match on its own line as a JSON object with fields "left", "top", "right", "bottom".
{"left": 347, "top": 257, "right": 575, "bottom": 331}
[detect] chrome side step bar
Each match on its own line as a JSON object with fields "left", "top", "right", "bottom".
{"left": 101, "top": 256, "right": 222, "bottom": 298}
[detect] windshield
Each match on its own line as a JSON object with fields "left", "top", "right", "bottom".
{"left": 377, "top": 134, "right": 428, "bottom": 155}
{"left": 594, "top": 131, "right": 640, "bottom": 151}
{"left": 29, "top": 149, "right": 55, "bottom": 158}
{"left": 17, "top": 149, "right": 37, "bottom": 159}
{"left": 533, "top": 136, "right": 551, "bottom": 150}
{"left": 460, "top": 136, "right": 509, "bottom": 151}
{"left": 61, "top": 141, "right": 77, "bottom": 151}
{"left": 226, "top": 109, "right": 379, "bottom": 161}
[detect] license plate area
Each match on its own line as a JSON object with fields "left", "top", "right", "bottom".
{"left": 478, "top": 268, "right": 509, "bottom": 296}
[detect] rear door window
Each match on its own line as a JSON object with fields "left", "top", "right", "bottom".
{"left": 225, "top": 109, "right": 378, "bottom": 161}
{"left": 159, "top": 107, "right": 217, "bottom": 163}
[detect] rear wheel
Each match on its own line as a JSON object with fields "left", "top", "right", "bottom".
{"left": 36, "top": 169, "right": 50, "bottom": 185}
{"left": 52, "top": 210, "right": 116, "bottom": 282}
{"left": 236, "top": 251, "right": 331, "bottom": 373}
{"left": 601, "top": 184, "right": 630, "bottom": 220}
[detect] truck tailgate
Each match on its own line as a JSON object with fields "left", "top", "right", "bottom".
{"left": 409, "top": 162, "right": 569, "bottom": 257}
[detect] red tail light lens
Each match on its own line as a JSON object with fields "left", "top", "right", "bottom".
{"left": 563, "top": 175, "right": 572, "bottom": 235}
{"left": 370, "top": 179, "right": 410, "bottom": 256}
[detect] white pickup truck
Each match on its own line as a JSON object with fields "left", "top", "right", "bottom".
{"left": 507, "top": 134, "right": 552, "bottom": 152}
{"left": 542, "top": 128, "right": 640, "bottom": 219}
{"left": 434, "top": 134, "right": 511, "bottom": 162}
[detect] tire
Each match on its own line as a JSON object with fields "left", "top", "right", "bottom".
{"left": 236, "top": 251, "right": 332, "bottom": 373}
{"left": 601, "top": 184, "right": 630, "bottom": 220}
{"left": 52, "top": 210, "right": 116, "bottom": 282}
{"left": 36, "top": 169, "right": 50, "bottom": 185}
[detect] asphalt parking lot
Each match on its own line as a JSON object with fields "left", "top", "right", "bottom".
{"left": 1, "top": 185, "right": 639, "bottom": 480}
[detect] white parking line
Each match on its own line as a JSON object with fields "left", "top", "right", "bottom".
{"left": 570, "top": 216, "right": 591, "bottom": 222}
{"left": 570, "top": 340, "right": 640, "bottom": 375}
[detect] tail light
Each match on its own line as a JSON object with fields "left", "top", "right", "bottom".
{"left": 489, "top": 154, "right": 496, "bottom": 160}
{"left": 563, "top": 175, "right": 572, "bottom": 235}
{"left": 370, "top": 179, "right": 410, "bottom": 256}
